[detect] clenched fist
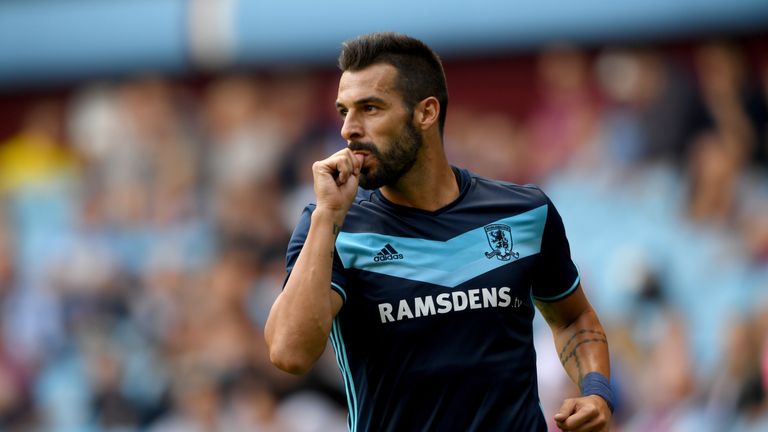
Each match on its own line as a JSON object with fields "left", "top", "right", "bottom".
{"left": 312, "top": 148, "right": 365, "bottom": 221}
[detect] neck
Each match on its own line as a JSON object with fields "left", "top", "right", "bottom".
{"left": 379, "top": 143, "right": 460, "bottom": 212}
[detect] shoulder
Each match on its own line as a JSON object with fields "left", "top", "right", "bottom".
{"left": 464, "top": 169, "right": 550, "bottom": 208}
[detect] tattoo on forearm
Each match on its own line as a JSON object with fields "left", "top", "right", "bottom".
{"left": 557, "top": 329, "right": 607, "bottom": 384}
{"left": 560, "top": 338, "right": 607, "bottom": 366}
{"left": 558, "top": 329, "right": 605, "bottom": 361}
{"left": 574, "top": 354, "right": 583, "bottom": 384}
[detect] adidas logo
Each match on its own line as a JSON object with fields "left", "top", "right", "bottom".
{"left": 373, "top": 243, "right": 404, "bottom": 262}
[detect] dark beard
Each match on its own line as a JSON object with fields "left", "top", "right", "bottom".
{"left": 348, "top": 121, "right": 423, "bottom": 190}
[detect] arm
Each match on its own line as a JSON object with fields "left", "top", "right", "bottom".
{"left": 535, "top": 284, "right": 612, "bottom": 432}
{"left": 264, "top": 148, "right": 362, "bottom": 375}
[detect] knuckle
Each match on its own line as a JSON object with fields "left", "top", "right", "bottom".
{"left": 313, "top": 159, "right": 328, "bottom": 170}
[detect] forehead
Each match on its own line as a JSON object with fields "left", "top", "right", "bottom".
{"left": 337, "top": 63, "right": 401, "bottom": 104}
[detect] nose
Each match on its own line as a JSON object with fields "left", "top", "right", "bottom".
{"left": 340, "top": 111, "right": 363, "bottom": 142}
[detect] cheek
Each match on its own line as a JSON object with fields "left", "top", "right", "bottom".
{"left": 374, "top": 112, "right": 408, "bottom": 136}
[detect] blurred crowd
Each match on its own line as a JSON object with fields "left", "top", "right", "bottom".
{"left": 0, "top": 39, "right": 766, "bottom": 431}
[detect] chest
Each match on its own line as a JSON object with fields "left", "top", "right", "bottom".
{"left": 334, "top": 204, "right": 548, "bottom": 333}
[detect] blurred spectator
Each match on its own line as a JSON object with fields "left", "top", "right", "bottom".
{"left": 148, "top": 366, "right": 221, "bottom": 432}
{"left": 707, "top": 316, "right": 767, "bottom": 431}
{"left": 621, "top": 283, "right": 700, "bottom": 432}
{"left": 203, "top": 75, "right": 287, "bottom": 188}
{"left": 0, "top": 216, "right": 36, "bottom": 430}
{"left": 694, "top": 40, "right": 767, "bottom": 169}
{"left": 526, "top": 45, "right": 599, "bottom": 181}
{"left": 685, "top": 128, "right": 744, "bottom": 225}
{"left": 593, "top": 47, "right": 700, "bottom": 168}
{"left": 758, "top": 61, "right": 768, "bottom": 168}
{"left": 218, "top": 369, "right": 288, "bottom": 431}
{"left": 445, "top": 108, "right": 530, "bottom": 183}
{"left": 0, "top": 100, "right": 79, "bottom": 194}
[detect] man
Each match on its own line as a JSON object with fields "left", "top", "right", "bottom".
{"left": 265, "top": 32, "right": 613, "bottom": 432}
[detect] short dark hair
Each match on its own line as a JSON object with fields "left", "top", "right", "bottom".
{"left": 338, "top": 32, "right": 449, "bottom": 135}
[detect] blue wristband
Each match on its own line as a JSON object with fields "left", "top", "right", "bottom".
{"left": 580, "top": 372, "right": 615, "bottom": 413}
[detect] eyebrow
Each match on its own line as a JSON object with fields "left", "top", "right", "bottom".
{"left": 335, "top": 96, "right": 388, "bottom": 110}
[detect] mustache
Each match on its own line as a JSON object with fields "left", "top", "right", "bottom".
{"left": 348, "top": 141, "right": 378, "bottom": 154}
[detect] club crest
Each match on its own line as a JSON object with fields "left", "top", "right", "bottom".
{"left": 484, "top": 224, "right": 519, "bottom": 261}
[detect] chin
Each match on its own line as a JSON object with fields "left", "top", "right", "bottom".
{"left": 358, "top": 173, "right": 384, "bottom": 190}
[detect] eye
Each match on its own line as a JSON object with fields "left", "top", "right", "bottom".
{"left": 337, "top": 108, "right": 348, "bottom": 118}
{"left": 363, "top": 104, "right": 378, "bottom": 113}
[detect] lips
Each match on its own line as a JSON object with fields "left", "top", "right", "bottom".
{"left": 348, "top": 142, "right": 377, "bottom": 171}
{"left": 351, "top": 150, "right": 372, "bottom": 165}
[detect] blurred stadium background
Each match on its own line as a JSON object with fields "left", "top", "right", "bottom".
{"left": 0, "top": 0, "right": 767, "bottom": 431}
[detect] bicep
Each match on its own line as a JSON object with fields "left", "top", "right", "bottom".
{"left": 534, "top": 284, "right": 592, "bottom": 329}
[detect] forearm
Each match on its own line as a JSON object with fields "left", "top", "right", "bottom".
{"left": 265, "top": 209, "right": 344, "bottom": 374}
{"left": 551, "top": 308, "right": 610, "bottom": 388}
{"left": 537, "top": 287, "right": 614, "bottom": 429}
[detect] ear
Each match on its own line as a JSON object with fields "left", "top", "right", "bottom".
{"left": 413, "top": 97, "right": 440, "bottom": 131}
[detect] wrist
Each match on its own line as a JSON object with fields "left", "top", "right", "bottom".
{"left": 580, "top": 372, "right": 615, "bottom": 413}
{"left": 311, "top": 207, "right": 347, "bottom": 229}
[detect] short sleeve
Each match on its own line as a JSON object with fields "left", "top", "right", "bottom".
{"left": 530, "top": 194, "right": 580, "bottom": 302}
{"left": 285, "top": 205, "right": 349, "bottom": 303}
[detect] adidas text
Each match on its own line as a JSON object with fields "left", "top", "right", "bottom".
{"left": 374, "top": 253, "right": 404, "bottom": 262}
{"left": 374, "top": 244, "right": 403, "bottom": 262}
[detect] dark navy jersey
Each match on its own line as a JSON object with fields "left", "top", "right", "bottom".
{"left": 285, "top": 167, "right": 579, "bottom": 432}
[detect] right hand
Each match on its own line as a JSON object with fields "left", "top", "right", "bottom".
{"left": 312, "top": 148, "right": 364, "bottom": 219}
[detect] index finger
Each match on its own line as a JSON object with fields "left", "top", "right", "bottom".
{"left": 554, "top": 398, "right": 577, "bottom": 423}
{"left": 560, "top": 404, "right": 598, "bottom": 430}
{"left": 334, "top": 149, "right": 357, "bottom": 185}
{"left": 343, "top": 148, "right": 363, "bottom": 174}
